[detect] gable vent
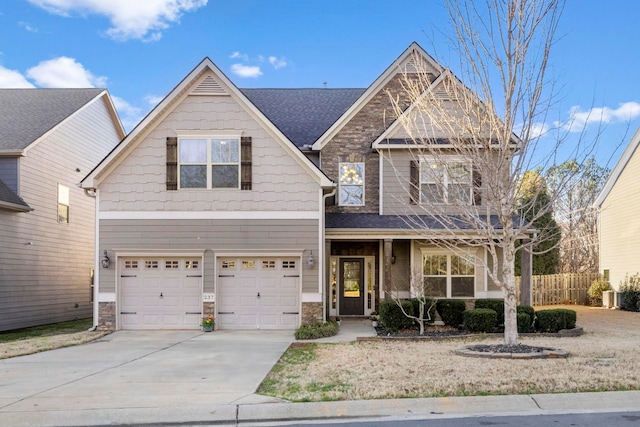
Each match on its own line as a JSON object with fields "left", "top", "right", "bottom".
{"left": 191, "top": 75, "right": 227, "bottom": 95}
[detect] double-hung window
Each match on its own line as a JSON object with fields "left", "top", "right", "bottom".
{"left": 57, "top": 184, "right": 69, "bottom": 223}
{"left": 339, "top": 162, "right": 364, "bottom": 206}
{"left": 422, "top": 251, "right": 475, "bottom": 297}
{"left": 179, "top": 137, "right": 240, "bottom": 189}
{"left": 419, "top": 156, "right": 472, "bottom": 204}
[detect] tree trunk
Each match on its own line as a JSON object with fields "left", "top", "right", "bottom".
{"left": 503, "top": 250, "right": 519, "bottom": 345}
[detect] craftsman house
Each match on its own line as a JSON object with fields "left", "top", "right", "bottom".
{"left": 0, "top": 89, "right": 124, "bottom": 331}
{"left": 83, "top": 43, "right": 528, "bottom": 330}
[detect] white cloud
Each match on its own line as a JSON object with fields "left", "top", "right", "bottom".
{"left": 231, "top": 63, "right": 263, "bottom": 78}
{"left": 112, "top": 95, "right": 143, "bottom": 131}
{"left": 560, "top": 102, "right": 640, "bottom": 132}
{"left": 18, "top": 21, "right": 38, "bottom": 32}
{"left": 26, "top": 56, "right": 107, "bottom": 87}
{"left": 144, "top": 94, "right": 164, "bottom": 106}
{"left": 268, "top": 56, "right": 287, "bottom": 69}
{"left": 27, "top": 0, "right": 207, "bottom": 41}
{"left": 0, "top": 65, "right": 35, "bottom": 88}
{"left": 230, "top": 51, "right": 248, "bottom": 61}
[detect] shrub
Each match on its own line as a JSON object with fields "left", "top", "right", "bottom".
{"left": 619, "top": 273, "right": 640, "bottom": 312}
{"left": 517, "top": 313, "right": 532, "bottom": 333}
{"left": 535, "top": 309, "right": 577, "bottom": 333}
{"left": 517, "top": 305, "right": 535, "bottom": 322}
{"left": 463, "top": 308, "right": 497, "bottom": 333}
{"left": 410, "top": 297, "right": 437, "bottom": 322}
{"left": 294, "top": 321, "right": 339, "bottom": 340}
{"left": 436, "top": 299, "right": 467, "bottom": 327}
{"left": 587, "top": 279, "right": 612, "bottom": 307}
{"left": 379, "top": 300, "right": 415, "bottom": 331}
{"left": 474, "top": 299, "right": 504, "bottom": 324}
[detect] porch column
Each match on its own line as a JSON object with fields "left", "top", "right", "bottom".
{"left": 520, "top": 239, "right": 532, "bottom": 306}
{"left": 384, "top": 239, "right": 393, "bottom": 301}
{"left": 325, "top": 239, "right": 332, "bottom": 319}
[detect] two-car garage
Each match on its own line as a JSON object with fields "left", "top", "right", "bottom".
{"left": 117, "top": 256, "right": 301, "bottom": 330}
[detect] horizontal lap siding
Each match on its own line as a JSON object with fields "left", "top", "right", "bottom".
{"left": 98, "top": 218, "right": 320, "bottom": 294}
{"left": 0, "top": 98, "right": 121, "bottom": 331}
{"left": 599, "top": 146, "right": 640, "bottom": 290}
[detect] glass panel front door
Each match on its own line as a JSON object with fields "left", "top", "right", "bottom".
{"left": 339, "top": 258, "right": 364, "bottom": 315}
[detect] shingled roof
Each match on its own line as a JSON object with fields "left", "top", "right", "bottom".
{"left": 241, "top": 88, "right": 365, "bottom": 148}
{"left": 0, "top": 88, "right": 104, "bottom": 151}
{"left": 0, "top": 178, "right": 31, "bottom": 211}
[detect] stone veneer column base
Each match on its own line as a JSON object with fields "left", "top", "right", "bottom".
{"left": 301, "top": 302, "right": 323, "bottom": 325}
{"left": 98, "top": 301, "right": 116, "bottom": 331}
{"left": 203, "top": 302, "right": 215, "bottom": 317}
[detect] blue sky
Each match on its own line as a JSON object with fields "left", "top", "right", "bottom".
{"left": 1, "top": 0, "right": 639, "bottom": 169}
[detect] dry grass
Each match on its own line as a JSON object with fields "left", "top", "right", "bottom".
{"left": 259, "top": 306, "right": 640, "bottom": 401}
{"left": 0, "top": 330, "right": 109, "bottom": 359}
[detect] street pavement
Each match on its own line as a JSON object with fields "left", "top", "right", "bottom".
{"left": 1, "top": 320, "right": 639, "bottom": 426}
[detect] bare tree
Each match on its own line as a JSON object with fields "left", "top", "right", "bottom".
{"left": 379, "top": 0, "right": 595, "bottom": 346}
{"left": 546, "top": 158, "right": 609, "bottom": 273}
{"left": 388, "top": 268, "right": 439, "bottom": 335}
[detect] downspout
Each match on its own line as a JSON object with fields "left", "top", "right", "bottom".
{"left": 83, "top": 187, "right": 100, "bottom": 330}
{"left": 321, "top": 186, "right": 337, "bottom": 322}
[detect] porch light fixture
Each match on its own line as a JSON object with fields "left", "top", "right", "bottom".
{"left": 101, "top": 250, "right": 111, "bottom": 269}
{"left": 307, "top": 250, "right": 315, "bottom": 268}
{"left": 391, "top": 250, "right": 396, "bottom": 264}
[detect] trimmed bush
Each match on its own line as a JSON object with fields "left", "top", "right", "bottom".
{"left": 619, "top": 273, "right": 640, "bottom": 312}
{"left": 379, "top": 300, "right": 415, "bottom": 331}
{"left": 535, "top": 308, "right": 577, "bottom": 333}
{"left": 463, "top": 308, "right": 497, "bottom": 333}
{"left": 410, "top": 297, "right": 437, "bottom": 322}
{"left": 474, "top": 299, "right": 504, "bottom": 324}
{"left": 517, "top": 305, "right": 535, "bottom": 322}
{"left": 295, "top": 321, "right": 339, "bottom": 340}
{"left": 517, "top": 313, "right": 532, "bottom": 333}
{"left": 436, "top": 299, "right": 467, "bottom": 327}
{"left": 587, "top": 279, "right": 612, "bottom": 307}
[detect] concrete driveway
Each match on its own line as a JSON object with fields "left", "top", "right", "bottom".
{"left": 0, "top": 329, "right": 294, "bottom": 426}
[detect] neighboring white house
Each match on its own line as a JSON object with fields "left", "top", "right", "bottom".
{"left": 0, "top": 89, "right": 124, "bottom": 331}
{"left": 595, "top": 126, "right": 640, "bottom": 290}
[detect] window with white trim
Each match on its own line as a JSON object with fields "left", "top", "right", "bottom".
{"left": 179, "top": 137, "right": 240, "bottom": 189}
{"left": 57, "top": 184, "right": 69, "bottom": 223}
{"left": 422, "top": 251, "right": 475, "bottom": 298}
{"left": 339, "top": 162, "right": 364, "bottom": 206}
{"left": 420, "top": 157, "right": 472, "bottom": 205}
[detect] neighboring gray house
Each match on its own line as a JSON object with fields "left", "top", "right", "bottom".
{"left": 0, "top": 89, "right": 124, "bottom": 331}
{"left": 83, "top": 43, "right": 530, "bottom": 331}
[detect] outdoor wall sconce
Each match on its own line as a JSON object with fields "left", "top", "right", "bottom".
{"left": 391, "top": 251, "right": 396, "bottom": 264}
{"left": 307, "top": 250, "right": 315, "bottom": 268}
{"left": 101, "top": 250, "right": 111, "bottom": 269}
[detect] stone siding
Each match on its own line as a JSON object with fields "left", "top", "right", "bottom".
{"left": 98, "top": 301, "right": 115, "bottom": 331}
{"left": 302, "top": 302, "right": 323, "bottom": 325}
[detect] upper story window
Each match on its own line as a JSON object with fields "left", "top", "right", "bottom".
{"left": 179, "top": 137, "right": 240, "bottom": 189}
{"left": 339, "top": 162, "right": 364, "bottom": 206}
{"left": 419, "top": 157, "right": 472, "bottom": 205}
{"left": 57, "top": 184, "right": 69, "bottom": 223}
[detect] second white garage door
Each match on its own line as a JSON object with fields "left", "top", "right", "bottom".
{"left": 217, "top": 257, "right": 300, "bottom": 330}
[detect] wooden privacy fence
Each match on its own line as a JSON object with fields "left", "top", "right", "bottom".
{"left": 516, "top": 273, "right": 600, "bottom": 306}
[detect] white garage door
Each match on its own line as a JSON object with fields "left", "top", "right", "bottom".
{"left": 217, "top": 257, "right": 300, "bottom": 330}
{"left": 119, "top": 257, "right": 202, "bottom": 330}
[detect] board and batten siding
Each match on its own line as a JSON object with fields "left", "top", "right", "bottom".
{"left": 98, "top": 218, "right": 320, "bottom": 294}
{"left": 599, "top": 144, "right": 640, "bottom": 291}
{"left": 98, "top": 94, "right": 320, "bottom": 213}
{"left": 0, "top": 97, "right": 122, "bottom": 331}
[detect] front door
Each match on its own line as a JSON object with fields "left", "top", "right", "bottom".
{"left": 339, "top": 258, "right": 364, "bottom": 315}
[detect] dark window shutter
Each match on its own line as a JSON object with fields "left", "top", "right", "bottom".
{"left": 166, "top": 137, "right": 178, "bottom": 191}
{"left": 241, "top": 137, "right": 252, "bottom": 190}
{"left": 473, "top": 166, "right": 482, "bottom": 205}
{"left": 410, "top": 160, "right": 419, "bottom": 205}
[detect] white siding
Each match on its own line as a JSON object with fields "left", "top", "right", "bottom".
{"left": 99, "top": 93, "right": 320, "bottom": 213}
{"left": 0, "top": 97, "right": 121, "bottom": 331}
{"left": 599, "top": 145, "right": 640, "bottom": 290}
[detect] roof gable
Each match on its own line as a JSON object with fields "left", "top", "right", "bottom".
{"left": 311, "top": 42, "right": 443, "bottom": 150}
{"left": 0, "top": 89, "right": 123, "bottom": 153}
{"left": 595, "top": 126, "right": 640, "bottom": 207}
{"left": 83, "top": 58, "right": 333, "bottom": 188}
